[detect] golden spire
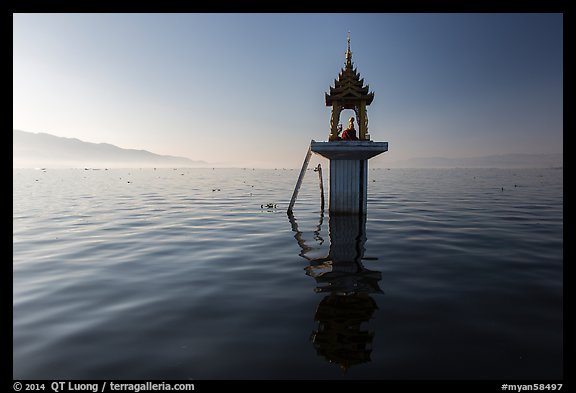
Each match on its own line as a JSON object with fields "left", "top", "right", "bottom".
{"left": 345, "top": 31, "right": 352, "bottom": 67}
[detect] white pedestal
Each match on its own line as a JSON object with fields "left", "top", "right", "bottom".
{"left": 311, "top": 141, "right": 388, "bottom": 214}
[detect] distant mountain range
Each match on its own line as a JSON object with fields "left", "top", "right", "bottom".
{"left": 13, "top": 130, "right": 207, "bottom": 168}
{"left": 13, "top": 129, "right": 563, "bottom": 169}
{"left": 383, "top": 153, "right": 563, "bottom": 168}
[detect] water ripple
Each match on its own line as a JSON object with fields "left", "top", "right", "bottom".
{"left": 13, "top": 168, "right": 562, "bottom": 379}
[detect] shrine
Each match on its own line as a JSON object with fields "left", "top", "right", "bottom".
{"left": 326, "top": 32, "right": 374, "bottom": 141}
{"left": 289, "top": 33, "right": 388, "bottom": 215}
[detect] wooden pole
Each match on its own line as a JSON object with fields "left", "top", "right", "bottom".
{"left": 287, "top": 142, "right": 312, "bottom": 213}
{"left": 315, "top": 163, "right": 325, "bottom": 212}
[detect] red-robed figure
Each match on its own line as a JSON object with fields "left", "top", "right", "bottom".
{"left": 341, "top": 117, "right": 358, "bottom": 141}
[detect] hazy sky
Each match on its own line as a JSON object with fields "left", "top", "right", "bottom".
{"left": 13, "top": 13, "right": 563, "bottom": 168}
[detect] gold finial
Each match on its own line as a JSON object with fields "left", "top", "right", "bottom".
{"left": 347, "top": 31, "right": 350, "bottom": 49}
{"left": 345, "top": 31, "right": 352, "bottom": 67}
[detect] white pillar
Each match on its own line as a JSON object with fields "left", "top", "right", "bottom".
{"left": 329, "top": 159, "right": 367, "bottom": 214}
{"left": 310, "top": 141, "right": 388, "bottom": 215}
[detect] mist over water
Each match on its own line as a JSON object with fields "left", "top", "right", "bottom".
{"left": 13, "top": 167, "right": 563, "bottom": 379}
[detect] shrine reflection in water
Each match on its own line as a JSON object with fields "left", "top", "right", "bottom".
{"left": 288, "top": 210, "right": 383, "bottom": 371}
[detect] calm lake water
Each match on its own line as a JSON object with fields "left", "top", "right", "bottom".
{"left": 13, "top": 167, "right": 563, "bottom": 379}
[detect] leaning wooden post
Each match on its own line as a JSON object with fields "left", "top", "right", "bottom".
{"left": 287, "top": 142, "right": 312, "bottom": 213}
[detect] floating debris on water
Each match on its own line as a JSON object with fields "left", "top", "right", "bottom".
{"left": 261, "top": 203, "right": 278, "bottom": 209}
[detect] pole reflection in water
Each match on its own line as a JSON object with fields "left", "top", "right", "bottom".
{"left": 288, "top": 211, "right": 383, "bottom": 371}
